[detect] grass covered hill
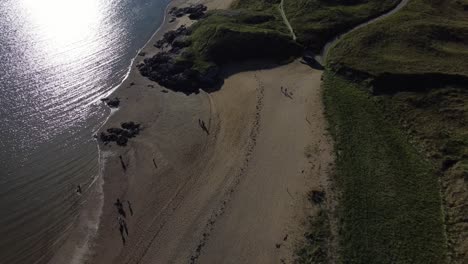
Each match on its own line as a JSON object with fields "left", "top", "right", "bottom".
{"left": 283, "top": 0, "right": 400, "bottom": 51}
{"left": 323, "top": 72, "right": 447, "bottom": 264}
{"left": 324, "top": 0, "right": 468, "bottom": 262}
{"left": 183, "top": 9, "right": 299, "bottom": 75}
{"left": 139, "top": 7, "right": 301, "bottom": 93}
{"left": 328, "top": 0, "right": 468, "bottom": 79}
{"left": 140, "top": 0, "right": 404, "bottom": 93}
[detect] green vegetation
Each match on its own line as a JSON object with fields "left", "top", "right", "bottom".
{"left": 377, "top": 87, "right": 468, "bottom": 262}
{"left": 183, "top": 9, "right": 300, "bottom": 74}
{"left": 296, "top": 208, "right": 330, "bottom": 263}
{"left": 378, "top": 88, "right": 468, "bottom": 173}
{"left": 325, "top": 0, "right": 468, "bottom": 261}
{"left": 283, "top": 0, "right": 400, "bottom": 51}
{"left": 230, "top": 0, "right": 401, "bottom": 52}
{"left": 328, "top": 0, "right": 468, "bottom": 77}
{"left": 181, "top": 0, "right": 404, "bottom": 75}
{"left": 323, "top": 72, "right": 447, "bottom": 263}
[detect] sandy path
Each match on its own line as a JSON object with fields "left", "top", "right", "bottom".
{"left": 279, "top": 0, "right": 296, "bottom": 40}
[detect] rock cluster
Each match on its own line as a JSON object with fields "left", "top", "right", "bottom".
{"left": 154, "top": 25, "right": 192, "bottom": 50}
{"left": 99, "top": 122, "right": 141, "bottom": 146}
{"left": 139, "top": 25, "right": 219, "bottom": 94}
{"left": 101, "top": 97, "right": 120, "bottom": 108}
{"left": 169, "top": 4, "right": 207, "bottom": 20}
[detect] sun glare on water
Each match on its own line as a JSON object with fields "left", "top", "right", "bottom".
{"left": 17, "top": 0, "right": 108, "bottom": 100}
{"left": 21, "top": 0, "right": 101, "bottom": 46}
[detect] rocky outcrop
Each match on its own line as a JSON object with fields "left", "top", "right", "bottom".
{"left": 154, "top": 25, "right": 192, "bottom": 49}
{"left": 169, "top": 4, "right": 207, "bottom": 20}
{"left": 101, "top": 97, "right": 120, "bottom": 108}
{"left": 140, "top": 12, "right": 302, "bottom": 94}
{"left": 99, "top": 122, "right": 141, "bottom": 146}
{"left": 140, "top": 25, "right": 219, "bottom": 94}
{"left": 138, "top": 51, "right": 219, "bottom": 94}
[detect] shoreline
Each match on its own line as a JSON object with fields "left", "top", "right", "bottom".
{"left": 52, "top": 0, "right": 403, "bottom": 262}
{"left": 56, "top": 0, "right": 332, "bottom": 263}
{"left": 84, "top": 0, "right": 235, "bottom": 263}
{"left": 84, "top": 0, "right": 332, "bottom": 262}
{"left": 48, "top": 0, "right": 202, "bottom": 263}
{"left": 84, "top": 0, "right": 331, "bottom": 261}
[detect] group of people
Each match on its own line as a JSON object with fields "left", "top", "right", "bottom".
{"left": 114, "top": 198, "right": 133, "bottom": 244}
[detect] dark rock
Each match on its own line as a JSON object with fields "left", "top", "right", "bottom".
{"left": 107, "top": 127, "right": 124, "bottom": 135}
{"left": 169, "top": 4, "right": 207, "bottom": 20}
{"left": 106, "top": 97, "right": 120, "bottom": 108}
{"left": 116, "top": 136, "right": 128, "bottom": 146}
{"left": 121, "top": 121, "right": 140, "bottom": 131}
{"left": 188, "top": 10, "right": 205, "bottom": 20}
{"left": 308, "top": 190, "right": 325, "bottom": 204}
{"left": 154, "top": 26, "right": 191, "bottom": 50}
{"left": 140, "top": 50, "right": 212, "bottom": 94}
{"left": 100, "top": 132, "right": 118, "bottom": 143}
{"left": 99, "top": 121, "right": 141, "bottom": 147}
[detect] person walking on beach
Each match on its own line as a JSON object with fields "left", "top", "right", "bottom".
{"left": 114, "top": 198, "right": 126, "bottom": 218}
{"left": 198, "top": 118, "right": 209, "bottom": 135}
{"left": 280, "top": 86, "right": 293, "bottom": 99}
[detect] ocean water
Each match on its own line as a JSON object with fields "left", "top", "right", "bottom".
{"left": 0, "top": 0, "right": 169, "bottom": 263}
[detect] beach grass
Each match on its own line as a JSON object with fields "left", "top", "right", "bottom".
{"left": 181, "top": 0, "right": 405, "bottom": 75}
{"left": 376, "top": 86, "right": 468, "bottom": 262}
{"left": 185, "top": 9, "right": 300, "bottom": 74}
{"left": 283, "top": 0, "right": 400, "bottom": 51}
{"left": 328, "top": 0, "right": 468, "bottom": 77}
{"left": 295, "top": 208, "right": 330, "bottom": 263}
{"left": 323, "top": 72, "right": 447, "bottom": 263}
{"left": 325, "top": 1, "right": 468, "bottom": 260}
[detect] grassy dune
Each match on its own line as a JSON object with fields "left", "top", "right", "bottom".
{"left": 324, "top": 0, "right": 468, "bottom": 262}
{"left": 181, "top": 0, "right": 403, "bottom": 76}
{"left": 323, "top": 72, "right": 447, "bottom": 263}
{"left": 283, "top": 0, "right": 400, "bottom": 51}
{"left": 328, "top": 0, "right": 468, "bottom": 77}
{"left": 184, "top": 9, "right": 300, "bottom": 74}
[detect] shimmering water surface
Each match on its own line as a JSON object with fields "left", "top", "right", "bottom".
{"left": 0, "top": 0, "right": 169, "bottom": 263}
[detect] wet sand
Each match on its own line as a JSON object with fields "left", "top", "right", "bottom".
{"left": 78, "top": 0, "right": 334, "bottom": 263}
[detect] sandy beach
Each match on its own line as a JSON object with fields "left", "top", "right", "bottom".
{"left": 57, "top": 0, "right": 334, "bottom": 263}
